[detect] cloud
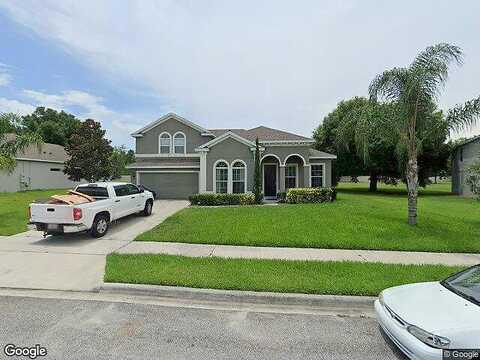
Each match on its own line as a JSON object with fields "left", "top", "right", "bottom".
{"left": 0, "top": 65, "right": 11, "bottom": 86}
{"left": 22, "top": 89, "right": 145, "bottom": 146}
{"left": 0, "top": 97, "right": 35, "bottom": 115}
{"left": 1, "top": 0, "right": 480, "bottom": 138}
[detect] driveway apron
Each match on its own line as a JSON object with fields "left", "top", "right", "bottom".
{"left": 0, "top": 200, "right": 189, "bottom": 291}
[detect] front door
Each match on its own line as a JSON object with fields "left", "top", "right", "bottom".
{"left": 264, "top": 164, "right": 277, "bottom": 197}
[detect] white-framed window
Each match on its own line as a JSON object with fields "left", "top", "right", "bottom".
{"left": 285, "top": 164, "right": 297, "bottom": 190}
{"left": 232, "top": 160, "right": 246, "bottom": 193}
{"left": 173, "top": 132, "right": 186, "bottom": 154}
{"left": 215, "top": 161, "right": 229, "bottom": 193}
{"left": 159, "top": 132, "right": 171, "bottom": 154}
{"left": 311, "top": 164, "right": 324, "bottom": 187}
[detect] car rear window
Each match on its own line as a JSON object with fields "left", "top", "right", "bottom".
{"left": 76, "top": 186, "right": 109, "bottom": 198}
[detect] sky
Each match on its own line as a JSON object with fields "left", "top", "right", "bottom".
{"left": 0, "top": 0, "right": 479, "bottom": 149}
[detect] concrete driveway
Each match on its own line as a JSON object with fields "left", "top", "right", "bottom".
{"left": 0, "top": 200, "right": 189, "bottom": 291}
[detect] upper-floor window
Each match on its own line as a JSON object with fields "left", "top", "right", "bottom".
{"left": 173, "top": 132, "right": 186, "bottom": 154}
{"left": 159, "top": 132, "right": 171, "bottom": 154}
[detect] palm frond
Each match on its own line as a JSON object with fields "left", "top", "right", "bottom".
{"left": 0, "top": 132, "right": 43, "bottom": 172}
{"left": 368, "top": 68, "right": 409, "bottom": 102}
{"left": 447, "top": 96, "right": 480, "bottom": 132}
{"left": 411, "top": 43, "right": 463, "bottom": 71}
{"left": 409, "top": 43, "right": 463, "bottom": 101}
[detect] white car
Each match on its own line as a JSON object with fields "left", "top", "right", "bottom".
{"left": 376, "top": 265, "right": 480, "bottom": 360}
{"left": 28, "top": 182, "right": 154, "bottom": 237}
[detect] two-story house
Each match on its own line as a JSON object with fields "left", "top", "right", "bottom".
{"left": 128, "top": 113, "right": 336, "bottom": 199}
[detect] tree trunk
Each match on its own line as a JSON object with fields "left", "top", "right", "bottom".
{"left": 406, "top": 156, "right": 418, "bottom": 226}
{"left": 369, "top": 174, "right": 378, "bottom": 192}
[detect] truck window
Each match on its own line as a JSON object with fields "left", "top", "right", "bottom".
{"left": 126, "top": 184, "right": 140, "bottom": 195}
{"left": 76, "top": 186, "right": 109, "bottom": 198}
{"left": 114, "top": 185, "right": 129, "bottom": 197}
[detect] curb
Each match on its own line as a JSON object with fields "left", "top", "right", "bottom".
{"left": 100, "top": 283, "right": 377, "bottom": 309}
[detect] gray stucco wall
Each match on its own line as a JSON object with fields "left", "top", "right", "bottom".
{"left": 0, "top": 160, "right": 82, "bottom": 193}
{"left": 136, "top": 117, "right": 211, "bottom": 154}
{"left": 206, "top": 137, "right": 254, "bottom": 192}
{"left": 452, "top": 139, "right": 480, "bottom": 196}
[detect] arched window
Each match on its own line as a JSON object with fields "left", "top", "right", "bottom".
{"left": 215, "top": 161, "right": 228, "bottom": 193}
{"left": 173, "top": 132, "right": 186, "bottom": 154}
{"left": 159, "top": 132, "right": 171, "bottom": 154}
{"left": 232, "top": 160, "right": 246, "bottom": 193}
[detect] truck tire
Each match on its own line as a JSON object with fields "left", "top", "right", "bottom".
{"left": 142, "top": 200, "right": 153, "bottom": 216}
{"left": 90, "top": 214, "right": 109, "bottom": 238}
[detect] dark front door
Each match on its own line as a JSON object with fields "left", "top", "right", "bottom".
{"left": 264, "top": 165, "right": 277, "bottom": 197}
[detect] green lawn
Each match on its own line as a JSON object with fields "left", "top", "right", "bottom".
{"left": 0, "top": 189, "right": 66, "bottom": 236}
{"left": 105, "top": 254, "right": 462, "bottom": 296}
{"left": 136, "top": 182, "right": 480, "bottom": 253}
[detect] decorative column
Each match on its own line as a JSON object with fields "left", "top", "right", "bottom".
{"left": 279, "top": 165, "right": 285, "bottom": 192}
{"left": 199, "top": 150, "right": 207, "bottom": 193}
{"left": 304, "top": 164, "right": 310, "bottom": 188}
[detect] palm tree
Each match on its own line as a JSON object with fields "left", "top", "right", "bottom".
{"left": 369, "top": 43, "right": 480, "bottom": 225}
{"left": 0, "top": 113, "right": 42, "bottom": 172}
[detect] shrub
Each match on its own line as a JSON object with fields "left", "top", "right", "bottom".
{"left": 286, "top": 187, "right": 336, "bottom": 204}
{"left": 189, "top": 193, "right": 256, "bottom": 206}
{"left": 277, "top": 192, "right": 287, "bottom": 203}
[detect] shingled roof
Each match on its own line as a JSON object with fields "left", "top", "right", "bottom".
{"left": 208, "top": 126, "right": 312, "bottom": 142}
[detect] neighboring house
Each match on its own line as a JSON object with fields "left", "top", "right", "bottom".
{"left": 452, "top": 136, "right": 480, "bottom": 196}
{"left": 0, "top": 135, "right": 81, "bottom": 192}
{"left": 128, "top": 113, "right": 336, "bottom": 199}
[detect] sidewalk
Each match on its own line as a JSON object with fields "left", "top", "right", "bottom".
{"left": 117, "top": 241, "right": 480, "bottom": 266}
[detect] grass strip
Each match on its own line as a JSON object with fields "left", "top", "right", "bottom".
{"left": 105, "top": 254, "right": 463, "bottom": 296}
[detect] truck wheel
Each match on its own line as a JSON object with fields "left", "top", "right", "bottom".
{"left": 142, "top": 200, "right": 153, "bottom": 216}
{"left": 90, "top": 214, "right": 109, "bottom": 238}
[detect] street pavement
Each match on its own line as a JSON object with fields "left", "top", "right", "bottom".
{"left": 0, "top": 293, "right": 407, "bottom": 360}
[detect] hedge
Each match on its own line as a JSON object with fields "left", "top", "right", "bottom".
{"left": 189, "top": 193, "right": 256, "bottom": 206}
{"left": 277, "top": 192, "right": 287, "bottom": 203}
{"left": 286, "top": 187, "right": 336, "bottom": 204}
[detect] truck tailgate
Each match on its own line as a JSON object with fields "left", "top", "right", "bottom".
{"left": 30, "top": 203, "right": 75, "bottom": 224}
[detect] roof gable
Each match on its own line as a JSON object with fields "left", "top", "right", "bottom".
{"left": 196, "top": 131, "right": 257, "bottom": 151}
{"left": 132, "top": 113, "right": 212, "bottom": 137}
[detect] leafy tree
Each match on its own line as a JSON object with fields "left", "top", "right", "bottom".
{"left": 0, "top": 113, "right": 42, "bottom": 172}
{"left": 314, "top": 97, "right": 400, "bottom": 191}
{"left": 253, "top": 138, "right": 262, "bottom": 203}
{"left": 21, "top": 107, "right": 81, "bottom": 146}
{"left": 110, "top": 145, "right": 135, "bottom": 179}
{"left": 369, "top": 43, "right": 480, "bottom": 225}
{"left": 64, "top": 119, "right": 113, "bottom": 182}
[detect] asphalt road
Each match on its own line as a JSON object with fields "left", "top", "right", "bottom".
{"left": 0, "top": 295, "right": 407, "bottom": 360}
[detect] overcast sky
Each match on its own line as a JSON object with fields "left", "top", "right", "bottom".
{"left": 0, "top": 1, "right": 479, "bottom": 148}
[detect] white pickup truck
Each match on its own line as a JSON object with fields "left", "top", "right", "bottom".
{"left": 28, "top": 182, "right": 155, "bottom": 237}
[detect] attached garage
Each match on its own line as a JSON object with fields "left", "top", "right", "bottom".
{"left": 138, "top": 172, "right": 199, "bottom": 199}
